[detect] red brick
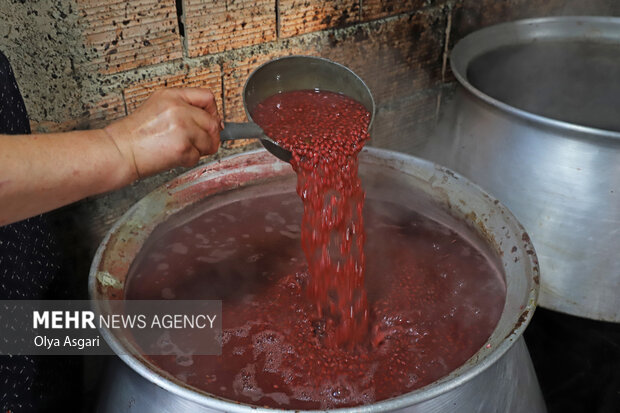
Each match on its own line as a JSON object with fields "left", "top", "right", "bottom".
{"left": 123, "top": 65, "right": 223, "bottom": 116}
{"left": 30, "top": 93, "right": 126, "bottom": 132}
{"left": 77, "top": 0, "right": 182, "bottom": 74}
{"left": 361, "top": 0, "right": 426, "bottom": 21}
{"left": 30, "top": 120, "right": 80, "bottom": 134}
{"left": 278, "top": 0, "right": 359, "bottom": 38}
{"left": 184, "top": 0, "right": 276, "bottom": 57}
{"left": 88, "top": 93, "right": 128, "bottom": 127}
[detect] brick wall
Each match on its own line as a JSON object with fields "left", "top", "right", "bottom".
{"left": 3, "top": 0, "right": 619, "bottom": 152}
{"left": 10, "top": 0, "right": 454, "bottom": 151}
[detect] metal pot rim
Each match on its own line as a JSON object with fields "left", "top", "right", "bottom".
{"left": 242, "top": 54, "right": 377, "bottom": 132}
{"left": 450, "top": 16, "right": 620, "bottom": 141}
{"left": 89, "top": 148, "right": 539, "bottom": 412}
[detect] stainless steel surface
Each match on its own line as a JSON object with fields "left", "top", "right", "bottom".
{"left": 218, "top": 55, "right": 376, "bottom": 163}
{"left": 98, "top": 337, "right": 543, "bottom": 413}
{"left": 423, "top": 16, "right": 620, "bottom": 322}
{"left": 219, "top": 121, "right": 264, "bottom": 141}
{"left": 466, "top": 42, "right": 620, "bottom": 132}
{"left": 90, "top": 148, "right": 543, "bottom": 412}
{"left": 219, "top": 121, "right": 291, "bottom": 162}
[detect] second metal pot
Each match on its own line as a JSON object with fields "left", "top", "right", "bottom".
{"left": 423, "top": 17, "right": 620, "bottom": 322}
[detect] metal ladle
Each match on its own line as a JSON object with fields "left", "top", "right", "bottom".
{"left": 219, "top": 55, "right": 376, "bottom": 163}
{"left": 219, "top": 122, "right": 292, "bottom": 163}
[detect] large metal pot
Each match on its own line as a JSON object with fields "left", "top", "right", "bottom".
{"left": 90, "top": 148, "right": 544, "bottom": 412}
{"left": 423, "top": 17, "right": 620, "bottom": 322}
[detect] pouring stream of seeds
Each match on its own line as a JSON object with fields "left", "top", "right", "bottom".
{"left": 252, "top": 89, "right": 371, "bottom": 347}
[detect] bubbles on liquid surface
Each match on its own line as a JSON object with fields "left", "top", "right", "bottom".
{"left": 171, "top": 242, "right": 188, "bottom": 255}
{"left": 161, "top": 287, "right": 175, "bottom": 299}
{"left": 127, "top": 193, "right": 506, "bottom": 410}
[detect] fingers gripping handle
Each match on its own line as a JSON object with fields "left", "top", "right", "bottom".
{"left": 218, "top": 121, "right": 292, "bottom": 163}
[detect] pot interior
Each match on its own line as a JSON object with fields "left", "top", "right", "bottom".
{"left": 90, "top": 148, "right": 539, "bottom": 410}
{"left": 467, "top": 41, "right": 620, "bottom": 132}
{"left": 451, "top": 16, "right": 620, "bottom": 135}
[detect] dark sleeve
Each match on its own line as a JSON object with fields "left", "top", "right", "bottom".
{"left": 0, "top": 49, "right": 60, "bottom": 300}
{"left": 0, "top": 50, "right": 79, "bottom": 413}
{"left": 0, "top": 50, "right": 31, "bottom": 135}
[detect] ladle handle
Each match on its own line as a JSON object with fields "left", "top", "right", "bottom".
{"left": 220, "top": 122, "right": 265, "bottom": 141}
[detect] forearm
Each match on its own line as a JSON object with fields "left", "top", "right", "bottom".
{"left": 0, "top": 88, "right": 222, "bottom": 226}
{"left": 0, "top": 129, "right": 136, "bottom": 225}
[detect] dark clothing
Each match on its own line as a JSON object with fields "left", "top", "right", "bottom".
{"left": 0, "top": 51, "right": 61, "bottom": 300}
{"left": 0, "top": 50, "right": 71, "bottom": 412}
{"left": 0, "top": 51, "right": 30, "bottom": 135}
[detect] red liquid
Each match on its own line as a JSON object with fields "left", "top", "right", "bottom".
{"left": 126, "top": 193, "right": 506, "bottom": 409}
{"left": 125, "top": 90, "right": 505, "bottom": 409}
{"left": 252, "top": 90, "right": 371, "bottom": 346}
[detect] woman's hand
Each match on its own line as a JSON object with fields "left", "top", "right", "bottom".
{"left": 104, "top": 88, "right": 223, "bottom": 180}
{"left": 0, "top": 87, "right": 224, "bottom": 225}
